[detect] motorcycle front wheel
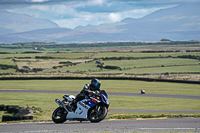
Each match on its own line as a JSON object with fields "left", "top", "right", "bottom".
{"left": 52, "top": 107, "right": 67, "bottom": 123}
{"left": 88, "top": 106, "right": 107, "bottom": 123}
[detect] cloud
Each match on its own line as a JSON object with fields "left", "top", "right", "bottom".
{"left": 109, "top": 13, "right": 121, "bottom": 22}
{"left": 91, "top": 0, "right": 105, "bottom": 5}
{"left": 1, "top": 0, "right": 199, "bottom": 29}
{"left": 30, "top": 0, "right": 49, "bottom": 2}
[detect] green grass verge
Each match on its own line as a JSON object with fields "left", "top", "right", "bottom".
{"left": 0, "top": 80, "right": 199, "bottom": 95}
{"left": 109, "top": 95, "right": 200, "bottom": 110}
{"left": 107, "top": 113, "right": 200, "bottom": 120}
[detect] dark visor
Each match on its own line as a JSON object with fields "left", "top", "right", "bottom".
{"left": 94, "top": 82, "right": 100, "bottom": 88}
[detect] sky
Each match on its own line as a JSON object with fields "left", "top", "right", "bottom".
{"left": 0, "top": 0, "right": 199, "bottom": 29}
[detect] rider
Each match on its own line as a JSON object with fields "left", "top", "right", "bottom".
{"left": 70, "top": 78, "right": 101, "bottom": 111}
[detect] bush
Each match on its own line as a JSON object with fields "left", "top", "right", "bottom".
{"left": 59, "top": 61, "right": 72, "bottom": 65}
{"left": 0, "top": 64, "right": 17, "bottom": 70}
{"left": 104, "top": 65, "right": 121, "bottom": 70}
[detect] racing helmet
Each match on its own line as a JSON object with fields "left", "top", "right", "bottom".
{"left": 90, "top": 78, "right": 101, "bottom": 91}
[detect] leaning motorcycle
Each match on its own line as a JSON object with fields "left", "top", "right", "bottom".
{"left": 52, "top": 90, "right": 109, "bottom": 123}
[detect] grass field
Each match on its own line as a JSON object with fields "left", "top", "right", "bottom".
{"left": 0, "top": 79, "right": 200, "bottom": 122}
{"left": 14, "top": 59, "right": 91, "bottom": 69}
{"left": 93, "top": 52, "right": 200, "bottom": 58}
{"left": 46, "top": 61, "right": 100, "bottom": 73}
{"left": 100, "top": 58, "right": 200, "bottom": 68}
{"left": 0, "top": 53, "right": 42, "bottom": 58}
{"left": 0, "top": 59, "right": 15, "bottom": 66}
{"left": 0, "top": 80, "right": 200, "bottom": 95}
{"left": 91, "top": 65, "right": 200, "bottom": 74}
{"left": 0, "top": 50, "right": 200, "bottom": 80}
{"left": 44, "top": 52, "right": 94, "bottom": 58}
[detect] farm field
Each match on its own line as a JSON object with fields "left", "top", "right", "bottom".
{"left": 91, "top": 65, "right": 200, "bottom": 74}
{"left": 93, "top": 51, "right": 200, "bottom": 58}
{"left": 0, "top": 51, "right": 200, "bottom": 81}
{"left": 0, "top": 42, "right": 200, "bottom": 81}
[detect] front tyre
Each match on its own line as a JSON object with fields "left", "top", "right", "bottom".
{"left": 88, "top": 106, "right": 107, "bottom": 123}
{"left": 52, "top": 107, "right": 67, "bottom": 123}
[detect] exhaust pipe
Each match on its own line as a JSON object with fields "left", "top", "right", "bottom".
{"left": 55, "top": 99, "right": 69, "bottom": 112}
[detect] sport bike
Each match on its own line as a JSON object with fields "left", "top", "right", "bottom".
{"left": 52, "top": 90, "right": 109, "bottom": 123}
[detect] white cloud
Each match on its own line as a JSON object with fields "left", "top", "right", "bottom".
{"left": 30, "top": 0, "right": 49, "bottom": 2}
{"left": 1, "top": 0, "right": 188, "bottom": 29}
{"left": 91, "top": 0, "right": 105, "bottom": 5}
{"left": 109, "top": 13, "right": 121, "bottom": 22}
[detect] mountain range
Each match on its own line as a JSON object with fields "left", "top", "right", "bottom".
{"left": 0, "top": 3, "right": 199, "bottom": 44}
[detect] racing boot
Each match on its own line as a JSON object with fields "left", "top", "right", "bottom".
{"left": 71, "top": 99, "right": 77, "bottom": 112}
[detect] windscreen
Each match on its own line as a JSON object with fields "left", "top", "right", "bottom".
{"left": 100, "top": 90, "right": 108, "bottom": 98}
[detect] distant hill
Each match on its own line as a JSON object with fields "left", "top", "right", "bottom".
{"left": 0, "top": 11, "right": 59, "bottom": 36}
{"left": 0, "top": 3, "right": 199, "bottom": 44}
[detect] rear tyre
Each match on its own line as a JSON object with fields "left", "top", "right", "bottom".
{"left": 88, "top": 106, "right": 107, "bottom": 123}
{"left": 52, "top": 107, "right": 67, "bottom": 123}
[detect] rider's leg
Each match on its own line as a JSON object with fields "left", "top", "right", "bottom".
{"left": 71, "top": 94, "right": 85, "bottom": 111}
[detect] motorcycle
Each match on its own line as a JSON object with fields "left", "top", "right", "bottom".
{"left": 52, "top": 90, "right": 109, "bottom": 123}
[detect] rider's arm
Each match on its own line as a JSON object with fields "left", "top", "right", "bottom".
{"left": 80, "top": 84, "right": 91, "bottom": 95}
{"left": 81, "top": 84, "right": 100, "bottom": 96}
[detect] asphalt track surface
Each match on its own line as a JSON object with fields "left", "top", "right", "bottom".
{"left": 1, "top": 89, "right": 200, "bottom": 100}
{"left": 1, "top": 117, "right": 200, "bottom": 132}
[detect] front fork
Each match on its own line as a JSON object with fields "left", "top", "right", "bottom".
{"left": 93, "top": 105, "right": 101, "bottom": 117}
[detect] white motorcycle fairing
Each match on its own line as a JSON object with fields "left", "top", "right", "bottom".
{"left": 66, "top": 99, "right": 91, "bottom": 120}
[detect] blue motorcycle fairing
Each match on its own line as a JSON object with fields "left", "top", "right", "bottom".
{"left": 100, "top": 94, "right": 109, "bottom": 105}
{"left": 87, "top": 100, "right": 95, "bottom": 107}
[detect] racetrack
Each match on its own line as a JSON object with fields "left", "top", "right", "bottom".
{"left": 1, "top": 89, "right": 200, "bottom": 113}
{"left": 1, "top": 89, "right": 200, "bottom": 100}
{"left": 1, "top": 89, "right": 200, "bottom": 132}
{"left": 1, "top": 117, "right": 200, "bottom": 133}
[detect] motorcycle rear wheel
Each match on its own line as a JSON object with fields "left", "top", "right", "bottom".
{"left": 88, "top": 106, "right": 107, "bottom": 123}
{"left": 52, "top": 107, "right": 67, "bottom": 123}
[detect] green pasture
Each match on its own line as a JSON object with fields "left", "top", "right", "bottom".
{"left": 44, "top": 52, "right": 94, "bottom": 58}
{"left": 0, "top": 68, "right": 17, "bottom": 74}
{"left": 45, "top": 58, "right": 200, "bottom": 74}
{"left": 1, "top": 51, "right": 200, "bottom": 59}
{"left": 0, "top": 59, "right": 15, "bottom": 66}
{"left": 0, "top": 53, "right": 42, "bottom": 59}
{"left": 101, "top": 58, "right": 200, "bottom": 69}
{"left": 91, "top": 65, "right": 200, "bottom": 74}
{"left": 0, "top": 51, "right": 200, "bottom": 76}
{"left": 0, "top": 80, "right": 199, "bottom": 95}
{"left": 15, "top": 59, "right": 88, "bottom": 69}
{"left": 46, "top": 61, "right": 101, "bottom": 73}
{"left": 0, "top": 59, "right": 17, "bottom": 74}
{"left": 93, "top": 52, "right": 200, "bottom": 58}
